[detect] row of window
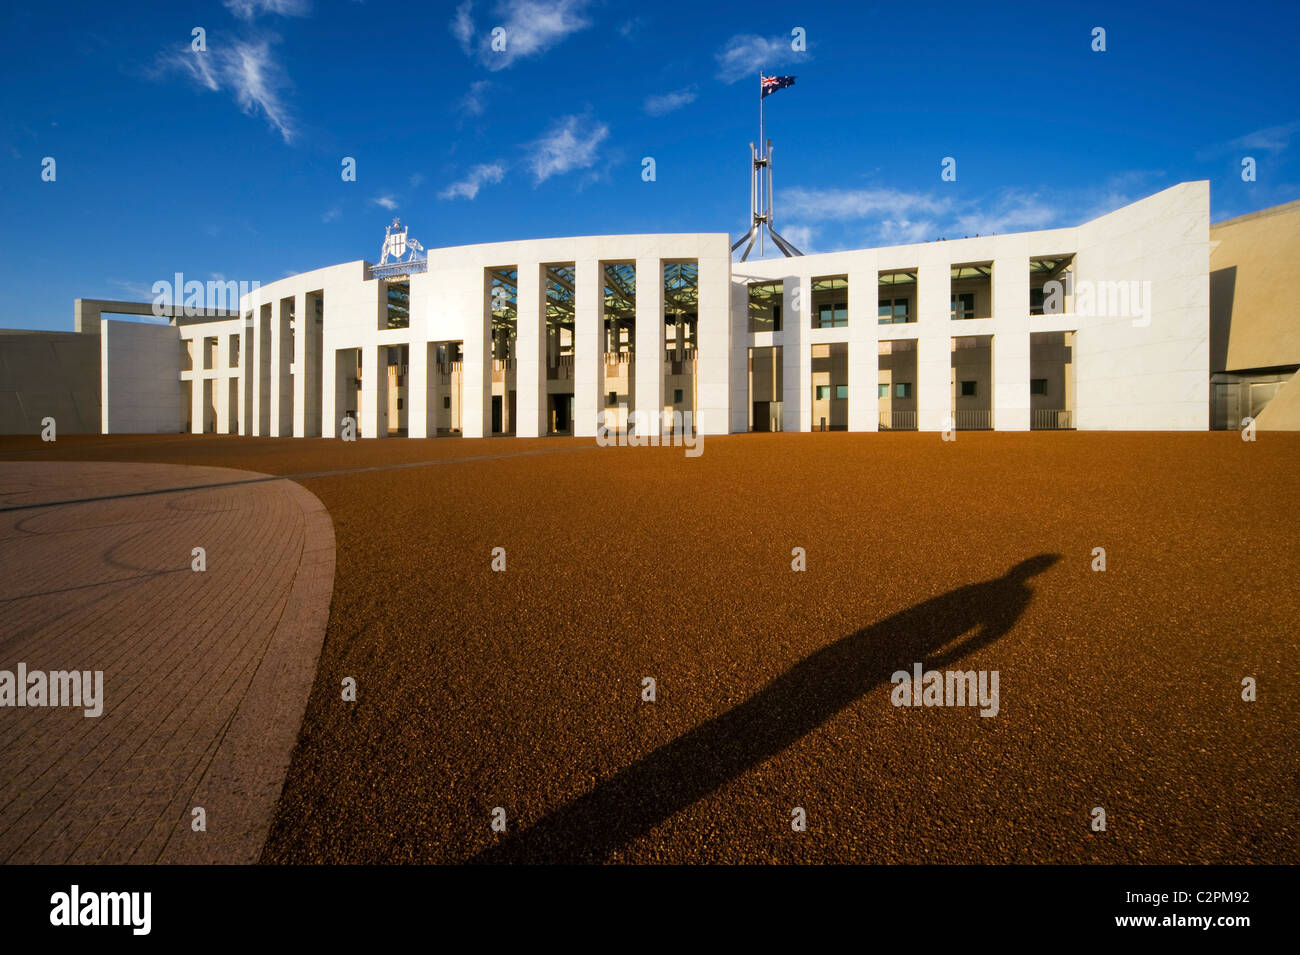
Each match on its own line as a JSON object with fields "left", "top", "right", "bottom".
{"left": 811, "top": 379, "right": 1052, "bottom": 400}
{"left": 606, "top": 389, "right": 685, "bottom": 406}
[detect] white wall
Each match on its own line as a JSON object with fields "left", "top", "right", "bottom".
{"left": 154, "top": 188, "right": 1214, "bottom": 439}
{"left": 102, "top": 319, "right": 183, "bottom": 434}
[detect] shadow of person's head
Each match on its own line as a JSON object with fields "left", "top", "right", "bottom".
{"left": 1004, "top": 553, "right": 1060, "bottom": 582}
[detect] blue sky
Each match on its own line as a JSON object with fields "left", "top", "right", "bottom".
{"left": 1, "top": 0, "right": 1297, "bottom": 331}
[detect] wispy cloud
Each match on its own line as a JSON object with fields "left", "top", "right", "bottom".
{"left": 715, "top": 33, "right": 804, "bottom": 84}
{"left": 451, "top": 1, "right": 475, "bottom": 54}
{"left": 778, "top": 224, "right": 814, "bottom": 253}
{"left": 440, "top": 163, "right": 507, "bottom": 200}
{"left": 222, "top": 0, "right": 310, "bottom": 20}
{"left": 370, "top": 195, "right": 399, "bottom": 210}
{"left": 1196, "top": 119, "right": 1300, "bottom": 160}
{"left": 451, "top": 0, "right": 594, "bottom": 71}
{"left": 155, "top": 37, "right": 297, "bottom": 142}
{"left": 527, "top": 113, "right": 608, "bottom": 183}
{"left": 107, "top": 278, "right": 154, "bottom": 299}
{"left": 778, "top": 175, "right": 1169, "bottom": 251}
{"left": 783, "top": 187, "right": 951, "bottom": 223}
{"left": 951, "top": 189, "right": 1059, "bottom": 236}
{"left": 461, "top": 79, "right": 491, "bottom": 116}
{"left": 321, "top": 206, "right": 341, "bottom": 222}
{"left": 644, "top": 85, "right": 696, "bottom": 117}
{"left": 409, "top": 172, "right": 426, "bottom": 188}
{"left": 780, "top": 186, "right": 1038, "bottom": 248}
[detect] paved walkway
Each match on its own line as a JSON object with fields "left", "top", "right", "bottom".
{"left": 0, "top": 461, "right": 334, "bottom": 864}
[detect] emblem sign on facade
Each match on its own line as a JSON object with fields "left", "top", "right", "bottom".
{"left": 372, "top": 218, "right": 428, "bottom": 279}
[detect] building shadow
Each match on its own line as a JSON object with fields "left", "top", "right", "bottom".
{"left": 471, "top": 553, "right": 1060, "bottom": 864}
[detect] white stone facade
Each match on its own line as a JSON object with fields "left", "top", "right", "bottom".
{"left": 98, "top": 181, "right": 1210, "bottom": 436}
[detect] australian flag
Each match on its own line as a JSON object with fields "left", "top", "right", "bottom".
{"left": 761, "top": 74, "right": 796, "bottom": 98}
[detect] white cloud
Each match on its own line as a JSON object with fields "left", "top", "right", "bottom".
{"left": 461, "top": 79, "right": 491, "bottom": 116}
{"left": 777, "top": 224, "right": 814, "bottom": 253}
{"left": 409, "top": 172, "right": 426, "bottom": 188}
{"left": 370, "top": 195, "right": 399, "bottom": 210}
{"left": 876, "top": 219, "right": 938, "bottom": 245}
{"left": 715, "top": 33, "right": 803, "bottom": 84}
{"left": 107, "top": 278, "right": 154, "bottom": 299}
{"left": 527, "top": 113, "right": 608, "bottom": 183}
{"left": 951, "top": 190, "right": 1058, "bottom": 236}
{"left": 452, "top": 0, "right": 594, "bottom": 71}
{"left": 1198, "top": 119, "right": 1300, "bottom": 160}
{"left": 644, "top": 86, "right": 696, "bottom": 117}
{"left": 321, "top": 206, "right": 341, "bottom": 222}
{"left": 782, "top": 185, "right": 1062, "bottom": 247}
{"left": 223, "top": 0, "right": 310, "bottom": 20}
{"left": 1232, "top": 120, "right": 1300, "bottom": 153}
{"left": 451, "top": 1, "right": 475, "bottom": 55}
{"left": 783, "top": 187, "right": 951, "bottom": 223}
{"left": 440, "top": 163, "right": 506, "bottom": 200}
{"left": 157, "top": 37, "right": 297, "bottom": 142}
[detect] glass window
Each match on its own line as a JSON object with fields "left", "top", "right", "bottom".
{"left": 1031, "top": 378, "right": 1048, "bottom": 396}
{"left": 960, "top": 380, "right": 977, "bottom": 397}
{"left": 748, "top": 280, "right": 784, "bottom": 334}
{"left": 444, "top": 396, "right": 452, "bottom": 409}
{"left": 950, "top": 292, "right": 976, "bottom": 320}
{"left": 878, "top": 298, "right": 909, "bottom": 324}
{"left": 896, "top": 382, "right": 912, "bottom": 399}
{"left": 878, "top": 383, "right": 889, "bottom": 398}
{"left": 816, "top": 385, "right": 830, "bottom": 400}
{"left": 673, "top": 388, "right": 684, "bottom": 403}
{"left": 835, "top": 384, "right": 848, "bottom": 399}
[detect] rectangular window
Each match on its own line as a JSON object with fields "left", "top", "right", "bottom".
{"left": 960, "top": 380, "right": 977, "bottom": 397}
{"left": 835, "top": 384, "right": 848, "bottom": 399}
{"left": 673, "top": 388, "right": 684, "bottom": 403}
{"left": 816, "top": 385, "right": 830, "bottom": 400}
{"left": 748, "top": 281, "right": 783, "bottom": 333}
{"left": 607, "top": 391, "right": 617, "bottom": 406}
{"left": 951, "top": 292, "right": 976, "bottom": 320}
{"left": 812, "top": 275, "right": 849, "bottom": 328}
{"left": 816, "top": 302, "right": 848, "bottom": 328}
{"left": 1031, "top": 378, "right": 1048, "bottom": 396}
{"left": 878, "top": 383, "right": 889, "bottom": 398}
{"left": 386, "top": 281, "right": 411, "bottom": 329}
{"left": 444, "top": 396, "right": 452, "bottom": 409}
{"left": 878, "top": 298, "right": 909, "bottom": 324}
{"left": 396, "top": 398, "right": 404, "bottom": 410}
{"left": 896, "top": 382, "right": 912, "bottom": 399}
{"left": 1029, "top": 287, "right": 1046, "bottom": 316}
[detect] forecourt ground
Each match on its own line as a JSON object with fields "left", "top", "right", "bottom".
{"left": 0, "top": 431, "right": 1295, "bottom": 864}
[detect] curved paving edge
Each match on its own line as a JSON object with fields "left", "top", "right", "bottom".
{"left": 0, "top": 462, "right": 335, "bottom": 866}
{"left": 158, "top": 477, "right": 335, "bottom": 864}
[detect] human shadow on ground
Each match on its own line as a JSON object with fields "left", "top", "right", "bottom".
{"left": 471, "top": 553, "right": 1060, "bottom": 863}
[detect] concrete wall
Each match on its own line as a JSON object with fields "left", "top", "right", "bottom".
{"left": 736, "top": 181, "right": 1210, "bottom": 432}
{"left": 88, "top": 186, "right": 1218, "bottom": 438}
{"left": 1072, "top": 181, "right": 1209, "bottom": 430}
{"left": 1209, "top": 197, "right": 1300, "bottom": 430}
{"left": 0, "top": 330, "right": 100, "bottom": 434}
{"left": 101, "top": 319, "right": 183, "bottom": 434}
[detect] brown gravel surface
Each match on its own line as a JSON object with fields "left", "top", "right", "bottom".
{"left": 2, "top": 431, "right": 1296, "bottom": 864}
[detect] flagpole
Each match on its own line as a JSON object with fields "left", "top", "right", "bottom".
{"left": 759, "top": 71, "right": 765, "bottom": 256}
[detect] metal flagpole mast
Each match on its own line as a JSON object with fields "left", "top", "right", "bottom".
{"left": 759, "top": 71, "right": 765, "bottom": 256}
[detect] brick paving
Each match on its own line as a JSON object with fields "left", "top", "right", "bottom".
{"left": 0, "top": 461, "right": 334, "bottom": 864}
